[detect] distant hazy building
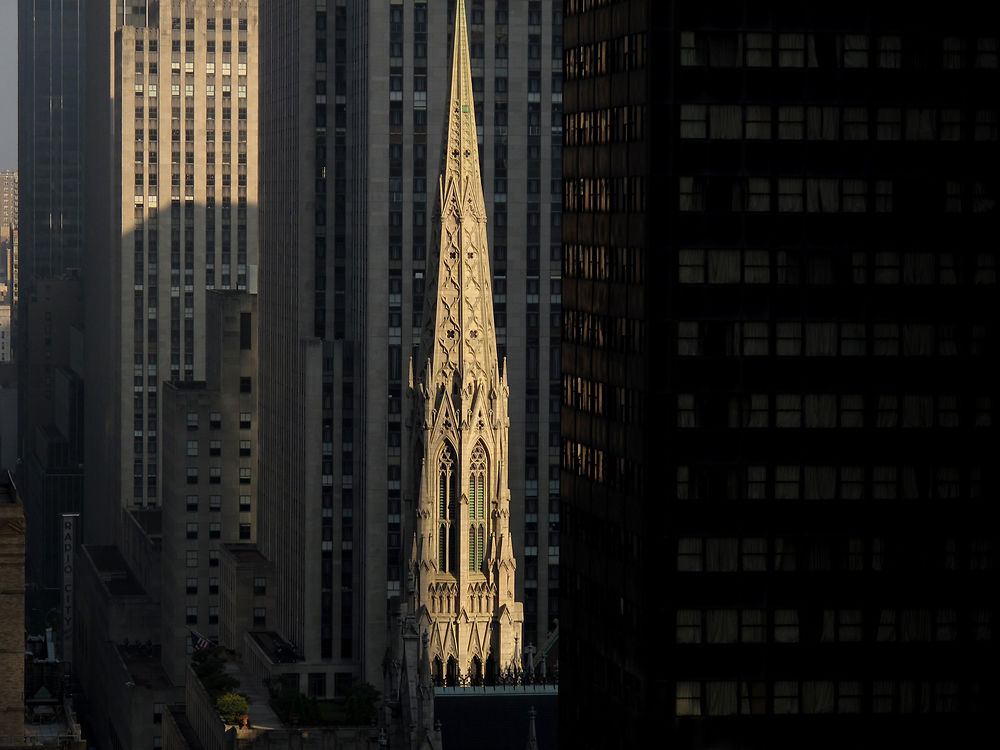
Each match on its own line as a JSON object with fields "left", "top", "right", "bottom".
{"left": 0, "top": 476, "right": 26, "bottom": 739}
{"left": 0, "top": 305, "right": 10, "bottom": 363}
{"left": 18, "top": 0, "right": 82, "bottom": 280}
{"left": 259, "top": 0, "right": 562, "bottom": 693}
{"left": 83, "top": 0, "right": 259, "bottom": 544}
{"left": 560, "top": 1, "right": 998, "bottom": 748}
{"left": 0, "top": 172, "right": 16, "bottom": 233}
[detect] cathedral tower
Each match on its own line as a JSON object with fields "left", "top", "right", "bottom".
{"left": 407, "top": 0, "right": 523, "bottom": 683}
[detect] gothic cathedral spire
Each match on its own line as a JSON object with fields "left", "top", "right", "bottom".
{"left": 407, "top": 0, "right": 523, "bottom": 683}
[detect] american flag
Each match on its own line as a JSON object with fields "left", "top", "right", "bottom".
{"left": 190, "top": 629, "right": 211, "bottom": 650}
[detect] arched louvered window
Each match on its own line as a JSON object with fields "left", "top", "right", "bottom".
{"left": 469, "top": 443, "right": 488, "bottom": 571}
{"left": 438, "top": 443, "right": 458, "bottom": 572}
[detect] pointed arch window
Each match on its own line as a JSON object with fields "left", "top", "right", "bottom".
{"left": 469, "top": 443, "right": 488, "bottom": 571}
{"left": 438, "top": 443, "right": 459, "bottom": 572}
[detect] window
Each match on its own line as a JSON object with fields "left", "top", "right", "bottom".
{"left": 744, "top": 106, "right": 771, "bottom": 139}
{"left": 745, "top": 33, "right": 772, "bottom": 67}
{"left": 209, "top": 495, "right": 221, "bottom": 512}
{"left": 209, "top": 440, "right": 221, "bottom": 456}
{"left": 469, "top": 444, "right": 488, "bottom": 571}
{"left": 239, "top": 412, "right": 251, "bottom": 429}
{"left": 210, "top": 412, "right": 222, "bottom": 429}
{"left": 254, "top": 577, "right": 266, "bottom": 596}
{"left": 676, "top": 610, "right": 701, "bottom": 643}
{"left": 709, "top": 105, "right": 741, "bottom": 139}
{"left": 778, "top": 106, "right": 804, "bottom": 140}
{"left": 741, "top": 610, "right": 766, "bottom": 642}
{"left": 679, "top": 105, "right": 706, "bottom": 139}
{"left": 186, "top": 550, "right": 198, "bottom": 568}
{"left": 240, "top": 495, "right": 252, "bottom": 512}
{"left": 187, "top": 412, "right": 199, "bottom": 430}
{"left": 186, "top": 523, "right": 198, "bottom": 540}
{"left": 240, "top": 523, "right": 252, "bottom": 539}
{"left": 186, "top": 578, "right": 198, "bottom": 595}
{"left": 209, "top": 551, "right": 219, "bottom": 567}
{"left": 209, "top": 522, "right": 221, "bottom": 539}
{"left": 877, "top": 36, "right": 902, "bottom": 68}
{"left": 240, "top": 440, "right": 251, "bottom": 456}
{"left": 240, "top": 376, "right": 252, "bottom": 393}
{"left": 842, "top": 107, "right": 868, "bottom": 140}
{"left": 678, "top": 250, "right": 705, "bottom": 283}
{"left": 186, "top": 607, "right": 198, "bottom": 625}
{"left": 209, "top": 577, "right": 219, "bottom": 595}
{"left": 240, "top": 468, "right": 251, "bottom": 484}
{"left": 778, "top": 178, "right": 803, "bottom": 212}
{"left": 186, "top": 495, "right": 199, "bottom": 512}
{"left": 253, "top": 608, "right": 266, "bottom": 627}
{"left": 186, "top": 468, "right": 199, "bottom": 485}
{"left": 675, "top": 682, "right": 702, "bottom": 716}
{"left": 209, "top": 467, "right": 221, "bottom": 484}
{"left": 778, "top": 34, "right": 805, "bottom": 67}
{"left": 677, "top": 538, "right": 703, "bottom": 571}
{"left": 840, "top": 34, "right": 869, "bottom": 68}
{"left": 776, "top": 394, "right": 802, "bottom": 427}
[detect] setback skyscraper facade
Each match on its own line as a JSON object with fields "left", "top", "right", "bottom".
{"left": 84, "top": 0, "right": 259, "bottom": 543}
{"left": 560, "top": 1, "right": 997, "bottom": 747}
{"left": 260, "top": 0, "right": 562, "bottom": 692}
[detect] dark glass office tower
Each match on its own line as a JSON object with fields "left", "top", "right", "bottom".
{"left": 560, "top": 1, "right": 998, "bottom": 747}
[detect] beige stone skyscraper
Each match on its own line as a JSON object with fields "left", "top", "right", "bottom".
{"left": 84, "top": 1, "right": 258, "bottom": 537}
{"left": 408, "top": 0, "right": 523, "bottom": 683}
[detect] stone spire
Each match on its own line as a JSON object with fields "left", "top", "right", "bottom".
{"left": 407, "top": 0, "right": 522, "bottom": 684}
{"left": 417, "top": 0, "right": 499, "bottom": 393}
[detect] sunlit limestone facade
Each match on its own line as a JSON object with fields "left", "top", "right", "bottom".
{"left": 103, "top": 1, "right": 259, "bottom": 515}
{"left": 408, "top": 0, "right": 523, "bottom": 683}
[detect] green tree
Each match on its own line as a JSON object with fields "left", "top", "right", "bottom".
{"left": 216, "top": 692, "right": 250, "bottom": 725}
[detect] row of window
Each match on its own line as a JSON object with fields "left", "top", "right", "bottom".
{"left": 675, "top": 607, "right": 991, "bottom": 645}
{"left": 186, "top": 606, "right": 264, "bottom": 627}
{"left": 676, "top": 249, "right": 997, "bottom": 286}
{"left": 680, "top": 176, "right": 897, "bottom": 213}
{"left": 187, "top": 412, "right": 251, "bottom": 429}
{"left": 563, "top": 244, "right": 643, "bottom": 284}
{"left": 563, "top": 104, "right": 646, "bottom": 145}
{"left": 185, "top": 495, "right": 252, "bottom": 513}
{"left": 679, "top": 31, "right": 998, "bottom": 71}
{"left": 562, "top": 437, "right": 643, "bottom": 494}
{"left": 678, "top": 464, "right": 985, "bottom": 502}
{"left": 678, "top": 392, "right": 992, "bottom": 430}
{"left": 677, "top": 536, "right": 993, "bottom": 573}
{"left": 675, "top": 678, "right": 984, "bottom": 717}
{"left": 186, "top": 439, "right": 252, "bottom": 457}
{"left": 562, "top": 375, "right": 644, "bottom": 425}
{"left": 135, "top": 105, "right": 248, "bottom": 121}
{"left": 679, "top": 104, "right": 998, "bottom": 142}
{"left": 563, "top": 310, "right": 642, "bottom": 353}
{"left": 133, "top": 82, "right": 248, "bottom": 99}
{"left": 137, "top": 61, "right": 248, "bottom": 76}
{"left": 564, "top": 176, "right": 646, "bottom": 214}
{"left": 185, "top": 576, "right": 264, "bottom": 596}
{"left": 677, "top": 321, "right": 989, "bottom": 358}
{"left": 186, "top": 467, "right": 252, "bottom": 484}
{"left": 565, "top": 0, "right": 622, "bottom": 16}
{"left": 168, "top": 16, "right": 248, "bottom": 32}
{"left": 564, "top": 32, "right": 647, "bottom": 80}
